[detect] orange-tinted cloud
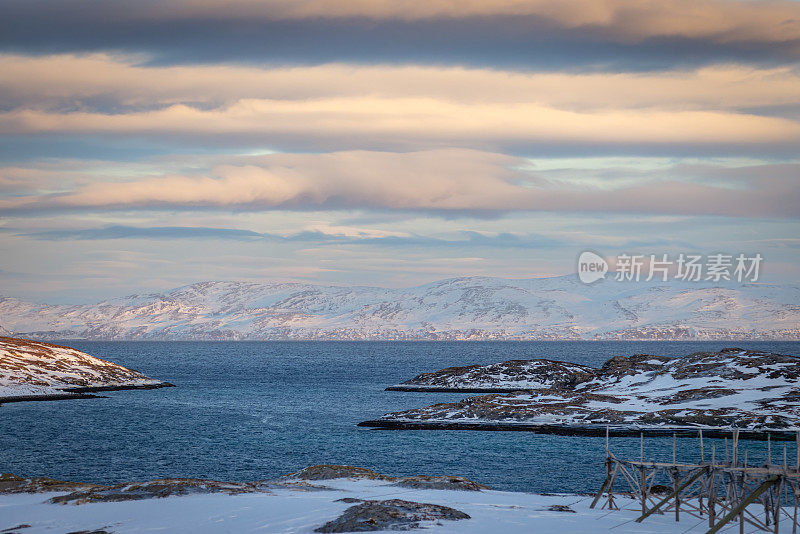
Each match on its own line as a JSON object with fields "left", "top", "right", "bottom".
{"left": 2, "top": 150, "right": 797, "bottom": 218}
{"left": 4, "top": 54, "right": 800, "bottom": 111}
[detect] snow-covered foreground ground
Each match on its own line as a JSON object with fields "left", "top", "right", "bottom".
{"left": 0, "top": 477, "right": 779, "bottom": 533}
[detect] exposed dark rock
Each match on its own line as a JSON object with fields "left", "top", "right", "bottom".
{"left": 50, "top": 478, "right": 267, "bottom": 505}
{"left": 547, "top": 504, "right": 576, "bottom": 513}
{"left": 0, "top": 473, "right": 100, "bottom": 494}
{"left": 650, "top": 485, "right": 672, "bottom": 495}
{"left": 281, "top": 465, "right": 389, "bottom": 481}
{"left": 392, "top": 359, "right": 595, "bottom": 393}
{"left": 393, "top": 475, "right": 490, "bottom": 491}
{"left": 314, "top": 499, "right": 470, "bottom": 532}
{"left": 279, "top": 465, "right": 489, "bottom": 491}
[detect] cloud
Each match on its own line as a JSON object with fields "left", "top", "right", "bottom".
{"left": 2, "top": 150, "right": 798, "bottom": 218}
{"left": 23, "top": 225, "right": 267, "bottom": 241}
{"left": 4, "top": 54, "right": 800, "bottom": 113}
{"left": 3, "top": 97, "right": 799, "bottom": 154}
{"left": 20, "top": 223, "right": 566, "bottom": 250}
{"left": 2, "top": 1, "right": 800, "bottom": 68}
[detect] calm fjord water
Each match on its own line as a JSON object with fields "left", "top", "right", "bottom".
{"left": 2, "top": 341, "right": 799, "bottom": 493}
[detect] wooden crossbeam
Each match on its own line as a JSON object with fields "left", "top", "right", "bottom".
{"left": 635, "top": 466, "right": 709, "bottom": 523}
{"left": 706, "top": 475, "right": 781, "bottom": 534}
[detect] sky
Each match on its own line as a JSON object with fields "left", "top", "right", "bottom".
{"left": 1, "top": 0, "right": 799, "bottom": 302}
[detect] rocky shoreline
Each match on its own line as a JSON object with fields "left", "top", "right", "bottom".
{"left": 358, "top": 419, "right": 800, "bottom": 440}
{"left": 0, "top": 336, "right": 173, "bottom": 405}
{"left": 0, "top": 382, "right": 175, "bottom": 405}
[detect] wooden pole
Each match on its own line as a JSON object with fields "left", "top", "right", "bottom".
{"left": 785, "top": 445, "right": 789, "bottom": 473}
{"left": 675, "top": 467, "right": 680, "bottom": 522}
{"left": 709, "top": 444, "right": 716, "bottom": 528}
{"left": 768, "top": 434, "right": 772, "bottom": 467}
{"left": 641, "top": 464, "right": 647, "bottom": 516}
{"left": 709, "top": 466, "right": 716, "bottom": 528}
{"left": 673, "top": 433, "right": 677, "bottom": 466}
{"left": 701, "top": 428, "right": 705, "bottom": 463}
{"left": 590, "top": 468, "right": 612, "bottom": 509}
{"left": 640, "top": 432, "right": 644, "bottom": 464}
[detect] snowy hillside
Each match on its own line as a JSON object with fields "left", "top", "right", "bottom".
{"left": 0, "top": 337, "right": 170, "bottom": 399}
{"left": 0, "top": 276, "right": 798, "bottom": 340}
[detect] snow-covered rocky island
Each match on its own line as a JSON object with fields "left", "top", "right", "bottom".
{"left": 0, "top": 336, "right": 172, "bottom": 403}
{"left": 364, "top": 348, "right": 800, "bottom": 437}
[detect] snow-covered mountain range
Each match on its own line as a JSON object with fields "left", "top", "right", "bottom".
{"left": 0, "top": 276, "right": 798, "bottom": 340}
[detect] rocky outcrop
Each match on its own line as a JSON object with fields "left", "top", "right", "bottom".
{"left": 0, "top": 465, "right": 488, "bottom": 506}
{"left": 392, "top": 475, "right": 490, "bottom": 491}
{"left": 364, "top": 349, "right": 800, "bottom": 435}
{"left": 0, "top": 337, "right": 173, "bottom": 403}
{"left": 314, "top": 499, "right": 470, "bottom": 532}
{"left": 280, "top": 465, "right": 490, "bottom": 491}
{"left": 280, "top": 465, "right": 389, "bottom": 482}
{"left": 0, "top": 473, "right": 100, "bottom": 494}
{"left": 50, "top": 478, "right": 265, "bottom": 504}
{"left": 388, "top": 359, "right": 596, "bottom": 392}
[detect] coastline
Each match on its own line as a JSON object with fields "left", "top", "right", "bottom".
{"left": 0, "top": 382, "right": 175, "bottom": 405}
{"left": 358, "top": 419, "right": 800, "bottom": 440}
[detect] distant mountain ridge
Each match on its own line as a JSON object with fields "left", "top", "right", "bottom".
{"left": 1, "top": 276, "right": 798, "bottom": 340}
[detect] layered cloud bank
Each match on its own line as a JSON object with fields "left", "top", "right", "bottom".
{"left": 1, "top": 0, "right": 798, "bottom": 300}
{"left": 2, "top": 56, "right": 800, "bottom": 154}
{"left": 2, "top": 150, "right": 799, "bottom": 218}
{"left": 3, "top": 0, "right": 800, "bottom": 67}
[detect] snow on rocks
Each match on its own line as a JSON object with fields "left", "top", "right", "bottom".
{"left": 388, "top": 359, "right": 596, "bottom": 392}
{"left": 280, "top": 465, "right": 491, "bottom": 492}
{"left": 314, "top": 498, "right": 470, "bottom": 532}
{"left": 366, "top": 348, "right": 800, "bottom": 434}
{"left": 0, "top": 465, "right": 753, "bottom": 533}
{"left": 0, "top": 336, "right": 172, "bottom": 402}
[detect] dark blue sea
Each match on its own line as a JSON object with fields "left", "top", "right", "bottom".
{"left": 2, "top": 341, "right": 799, "bottom": 493}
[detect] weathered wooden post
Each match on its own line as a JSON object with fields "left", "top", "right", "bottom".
{"left": 673, "top": 432, "right": 677, "bottom": 466}
{"left": 700, "top": 428, "right": 705, "bottom": 463}
{"left": 726, "top": 437, "right": 730, "bottom": 465}
{"left": 640, "top": 433, "right": 647, "bottom": 516}
{"left": 673, "top": 466, "right": 680, "bottom": 521}
{"left": 709, "top": 443, "right": 717, "bottom": 528}
{"left": 768, "top": 434, "right": 772, "bottom": 467}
